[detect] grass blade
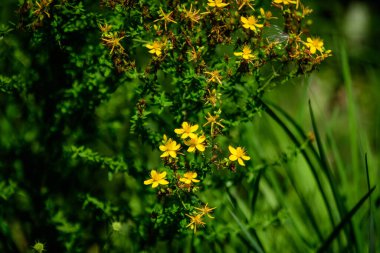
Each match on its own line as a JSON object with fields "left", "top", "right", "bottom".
{"left": 365, "top": 154, "right": 375, "bottom": 253}
{"left": 228, "top": 208, "right": 265, "bottom": 253}
{"left": 259, "top": 99, "right": 336, "bottom": 230}
{"left": 317, "top": 186, "right": 376, "bottom": 253}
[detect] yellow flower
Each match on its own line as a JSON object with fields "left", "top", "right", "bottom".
{"left": 154, "top": 7, "right": 177, "bottom": 31}
{"left": 304, "top": 37, "right": 324, "bottom": 54}
{"left": 144, "top": 170, "right": 169, "bottom": 188}
{"left": 204, "top": 70, "right": 223, "bottom": 85}
{"left": 180, "top": 171, "right": 200, "bottom": 184}
{"left": 240, "top": 16, "right": 263, "bottom": 32}
{"left": 185, "top": 135, "right": 206, "bottom": 152}
{"left": 174, "top": 122, "right": 199, "bottom": 139}
{"left": 186, "top": 213, "right": 206, "bottom": 233}
{"left": 145, "top": 41, "right": 163, "bottom": 56}
{"left": 101, "top": 32, "right": 126, "bottom": 54}
{"left": 234, "top": 45, "right": 255, "bottom": 60}
{"left": 195, "top": 203, "right": 216, "bottom": 219}
{"left": 273, "top": 0, "right": 297, "bottom": 5}
{"left": 207, "top": 0, "right": 229, "bottom": 8}
{"left": 159, "top": 135, "right": 181, "bottom": 158}
{"left": 228, "top": 145, "right": 251, "bottom": 166}
{"left": 203, "top": 112, "right": 224, "bottom": 137}
{"left": 183, "top": 4, "right": 202, "bottom": 24}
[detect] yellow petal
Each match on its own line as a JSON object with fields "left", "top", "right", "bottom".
{"left": 151, "top": 170, "right": 157, "bottom": 177}
{"left": 145, "top": 44, "right": 153, "bottom": 49}
{"left": 159, "top": 171, "right": 167, "bottom": 178}
{"left": 159, "top": 179, "right": 169, "bottom": 185}
{"left": 181, "top": 133, "right": 189, "bottom": 139}
{"left": 234, "top": 52, "right": 243, "bottom": 56}
{"left": 156, "top": 50, "right": 161, "bottom": 56}
{"left": 196, "top": 144, "right": 205, "bottom": 152}
{"left": 152, "top": 182, "right": 159, "bottom": 188}
{"left": 192, "top": 179, "right": 200, "bottom": 183}
{"left": 144, "top": 179, "right": 153, "bottom": 185}
{"left": 238, "top": 158, "right": 245, "bottom": 166}
{"left": 228, "top": 146, "right": 237, "bottom": 155}
{"left": 169, "top": 151, "right": 177, "bottom": 158}
{"left": 175, "top": 128, "right": 184, "bottom": 134}
{"left": 159, "top": 145, "right": 167, "bottom": 151}
{"left": 160, "top": 152, "right": 169, "bottom": 157}
{"left": 198, "top": 135, "right": 206, "bottom": 142}
{"left": 242, "top": 155, "right": 251, "bottom": 160}
{"left": 229, "top": 154, "right": 237, "bottom": 161}
{"left": 188, "top": 146, "right": 196, "bottom": 152}
{"left": 255, "top": 24, "right": 264, "bottom": 28}
{"left": 188, "top": 133, "right": 197, "bottom": 139}
{"left": 190, "top": 124, "right": 199, "bottom": 132}
{"left": 241, "top": 16, "right": 248, "bottom": 24}
{"left": 310, "top": 47, "right": 316, "bottom": 54}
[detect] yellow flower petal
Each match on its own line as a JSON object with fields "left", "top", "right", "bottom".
{"left": 190, "top": 125, "right": 199, "bottom": 132}
{"left": 152, "top": 182, "right": 159, "bottom": 188}
{"left": 144, "top": 179, "right": 153, "bottom": 185}
{"left": 237, "top": 158, "right": 245, "bottom": 166}
{"left": 241, "top": 16, "right": 248, "bottom": 23}
{"left": 174, "top": 129, "right": 184, "bottom": 134}
{"left": 196, "top": 144, "right": 205, "bottom": 152}
{"left": 159, "top": 179, "right": 169, "bottom": 185}
{"left": 229, "top": 154, "right": 237, "bottom": 161}
{"left": 242, "top": 155, "right": 251, "bottom": 160}
{"left": 228, "top": 146, "right": 237, "bottom": 155}
{"left": 188, "top": 146, "right": 196, "bottom": 152}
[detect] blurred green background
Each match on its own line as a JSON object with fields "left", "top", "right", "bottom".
{"left": 1, "top": 0, "right": 379, "bottom": 252}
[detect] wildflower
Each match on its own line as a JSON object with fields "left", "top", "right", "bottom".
{"left": 185, "top": 135, "right": 206, "bottom": 152}
{"left": 32, "top": 242, "right": 46, "bottom": 253}
{"left": 183, "top": 4, "right": 202, "bottom": 24}
{"left": 204, "top": 70, "right": 223, "bottom": 85}
{"left": 237, "top": 0, "right": 255, "bottom": 11}
{"left": 186, "top": 213, "right": 206, "bottom": 233}
{"left": 145, "top": 40, "right": 164, "bottom": 56}
{"left": 101, "top": 32, "right": 126, "bottom": 54}
{"left": 203, "top": 112, "right": 224, "bottom": 136}
{"left": 240, "top": 16, "right": 263, "bottom": 32}
{"left": 273, "top": 0, "right": 297, "bottom": 5}
{"left": 112, "top": 221, "right": 122, "bottom": 232}
{"left": 205, "top": 89, "right": 221, "bottom": 107}
{"left": 228, "top": 145, "right": 251, "bottom": 166}
{"left": 207, "top": 0, "right": 229, "bottom": 8}
{"left": 234, "top": 45, "right": 255, "bottom": 60}
{"left": 154, "top": 7, "right": 177, "bottom": 31}
{"left": 159, "top": 135, "right": 181, "bottom": 158}
{"left": 304, "top": 37, "right": 324, "bottom": 54}
{"left": 180, "top": 171, "right": 200, "bottom": 184}
{"left": 195, "top": 203, "right": 216, "bottom": 218}
{"left": 144, "top": 170, "right": 169, "bottom": 188}
{"left": 174, "top": 122, "right": 199, "bottom": 139}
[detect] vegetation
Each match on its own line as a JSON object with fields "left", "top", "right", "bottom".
{"left": 0, "top": 0, "right": 378, "bottom": 252}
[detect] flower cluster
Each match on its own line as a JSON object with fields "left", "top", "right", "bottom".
{"left": 143, "top": 117, "right": 251, "bottom": 233}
